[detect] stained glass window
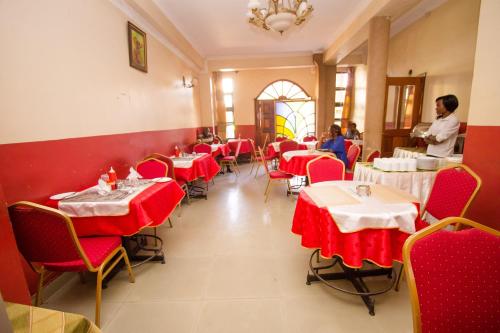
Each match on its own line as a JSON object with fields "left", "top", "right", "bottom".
{"left": 257, "top": 80, "right": 311, "bottom": 101}
{"left": 275, "top": 101, "right": 315, "bottom": 140}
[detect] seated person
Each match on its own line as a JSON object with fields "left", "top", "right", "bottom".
{"left": 198, "top": 127, "right": 214, "bottom": 144}
{"left": 320, "top": 124, "right": 348, "bottom": 166}
{"left": 345, "top": 122, "right": 360, "bottom": 140}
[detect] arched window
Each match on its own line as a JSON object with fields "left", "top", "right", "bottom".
{"left": 257, "top": 80, "right": 315, "bottom": 140}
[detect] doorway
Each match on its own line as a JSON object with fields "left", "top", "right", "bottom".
{"left": 381, "top": 76, "right": 425, "bottom": 156}
{"left": 254, "top": 80, "right": 315, "bottom": 147}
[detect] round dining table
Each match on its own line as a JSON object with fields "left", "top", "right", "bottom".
{"left": 279, "top": 150, "right": 330, "bottom": 176}
{"left": 227, "top": 139, "right": 252, "bottom": 154}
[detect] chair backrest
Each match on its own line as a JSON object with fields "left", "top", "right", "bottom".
{"left": 146, "top": 153, "right": 175, "bottom": 179}
{"left": 346, "top": 144, "right": 361, "bottom": 170}
{"left": 366, "top": 150, "right": 380, "bottom": 163}
{"left": 403, "top": 217, "right": 500, "bottom": 333}
{"left": 8, "top": 202, "right": 93, "bottom": 269}
{"left": 303, "top": 135, "right": 317, "bottom": 142}
{"left": 257, "top": 147, "right": 271, "bottom": 176}
{"left": 193, "top": 143, "right": 212, "bottom": 154}
{"left": 261, "top": 134, "right": 269, "bottom": 152}
{"left": 234, "top": 139, "right": 242, "bottom": 158}
{"left": 275, "top": 136, "right": 287, "bottom": 142}
{"left": 344, "top": 140, "right": 353, "bottom": 154}
{"left": 307, "top": 155, "right": 345, "bottom": 184}
{"left": 423, "top": 165, "right": 481, "bottom": 220}
{"left": 248, "top": 139, "right": 258, "bottom": 159}
{"left": 136, "top": 158, "right": 169, "bottom": 179}
{"left": 279, "top": 140, "right": 299, "bottom": 156}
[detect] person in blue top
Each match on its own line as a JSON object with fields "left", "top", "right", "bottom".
{"left": 320, "top": 124, "right": 348, "bottom": 167}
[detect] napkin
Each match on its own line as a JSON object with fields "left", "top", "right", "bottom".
{"left": 97, "top": 178, "right": 112, "bottom": 195}
{"left": 126, "top": 167, "right": 143, "bottom": 180}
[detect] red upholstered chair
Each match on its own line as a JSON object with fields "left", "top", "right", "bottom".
{"left": 344, "top": 144, "right": 361, "bottom": 180}
{"left": 275, "top": 136, "right": 287, "bottom": 142}
{"left": 220, "top": 139, "right": 241, "bottom": 175}
{"left": 366, "top": 150, "right": 381, "bottom": 163}
{"left": 249, "top": 138, "right": 274, "bottom": 177}
{"left": 344, "top": 140, "right": 353, "bottom": 154}
{"left": 306, "top": 155, "right": 345, "bottom": 184}
{"left": 146, "top": 153, "right": 190, "bottom": 205}
{"left": 8, "top": 202, "right": 135, "bottom": 327}
{"left": 193, "top": 143, "right": 212, "bottom": 154}
{"left": 303, "top": 135, "right": 317, "bottom": 142}
{"left": 403, "top": 217, "right": 500, "bottom": 333}
{"left": 279, "top": 140, "right": 299, "bottom": 157}
{"left": 136, "top": 158, "right": 168, "bottom": 179}
{"left": 258, "top": 147, "right": 293, "bottom": 202}
{"left": 395, "top": 164, "right": 482, "bottom": 291}
{"left": 422, "top": 165, "right": 481, "bottom": 225}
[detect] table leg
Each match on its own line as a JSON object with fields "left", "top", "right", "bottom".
{"left": 305, "top": 250, "right": 397, "bottom": 316}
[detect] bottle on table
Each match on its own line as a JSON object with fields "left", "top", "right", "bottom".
{"left": 107, "top": 167, "right": 117, "bottom": 190}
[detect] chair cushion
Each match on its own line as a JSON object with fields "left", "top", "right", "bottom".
{"left": 269, "top": 171, "right": 293, "bottom": 179}
{"left": 44, "top": 236, "right": 122, "bottom": 272}
{"left": 221, "top": 156, "right": 236, "bottom": 161}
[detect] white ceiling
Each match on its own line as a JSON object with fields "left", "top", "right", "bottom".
{"left": 153, "top": 0, "right": 373, "bottom": 58}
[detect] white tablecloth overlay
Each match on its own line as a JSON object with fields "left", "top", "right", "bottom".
{"left": 282, "top": 150, "right": 324, "bottom": 162}
{"left": 347, "top": 139, "right": 363, "bottom": 146}
{"left": 354, "top": 163, "right": 437, "bottom": 205}
{"left": 271, "top": 141, "right": 318, "bottom": 152}
{"left": 58, "top": 182, "right": 155, "bottom": 217}
{"left": 172, "top": 153, "right": 207, "bottom": 168}
{"left": 210, "top": 144, "right": 221, "bottom": 152}
{"left": 306, "top": 181, "right": 418, "bottom": 234}
{"left": 393, "top": 147, "right": 426, "bottom": 159}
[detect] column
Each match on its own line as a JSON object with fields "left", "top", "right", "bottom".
{"left": 314, "top": 54, "right": 336, "bottom": 136}
{"left": 363, "top": 16, "right": 390, "bottom": 160}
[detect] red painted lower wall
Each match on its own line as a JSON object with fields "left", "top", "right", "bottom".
{"left": 235, "top": 125, "right": 256, "bottom": 141}
{"left": 463, "top": 125, "right": 500, "bottom": 230}
{"left": 0, "top": 127, "right": 202, "bottom": 294}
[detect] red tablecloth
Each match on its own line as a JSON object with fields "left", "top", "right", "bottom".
{"left": 279, "top": 153, "right": 321, "bottom": 176}
{"left": 267, "top": 143, "right": 307, "bottom": 159}
{"left": 227, "top": 140, "right": 252, "bottom": 154}
{"left": 47, "top": 181, "right": 185, "bottom": 237}
{"left": 212, "top": 144, "right": 230, "bottom": 158}
{"left": 174, "top": 154, "right": 221, "bottom": 183}
{"left": 292, "top": 190, "right": 426, "bottom": 268}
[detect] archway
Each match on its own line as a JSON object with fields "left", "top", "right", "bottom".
{"left": 254, "top": 80, "right": 316, "bottom": 147}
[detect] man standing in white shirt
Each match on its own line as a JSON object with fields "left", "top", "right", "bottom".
{"left": 425, "top": 95, "right": 460, "bottom": 157}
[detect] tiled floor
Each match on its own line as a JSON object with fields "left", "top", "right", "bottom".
{"left": 43, "top": 163, "right": 413, "bottom": 332}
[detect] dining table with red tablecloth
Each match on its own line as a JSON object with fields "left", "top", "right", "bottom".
{"left": 210, "top": 143, "right": 230, "bottom": 158}
{"left": 279, "top": 150, "right": 331, "bottom": 176}
{"left": 267, "top": 142, "right": 308, "bottom": 159}
{"left": 292, "top": 181, "right": 427, "bottom": 268}
{"left": 173, "top": 153, "right": 221, "bottom": 183}
{"left": 227, "top": 139, "right": 252, "bottom": 155}
{"left": 46, "top": 180, "right": 185, "bottom": 237}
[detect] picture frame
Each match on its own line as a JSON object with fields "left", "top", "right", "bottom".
{"left": 127, "top": 21, "right": 148, "bottom": 73}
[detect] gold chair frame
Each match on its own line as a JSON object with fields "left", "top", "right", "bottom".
{"left": 9, "top": 202, "right": 135, "bottom": 328}
{"left": 403, "top": 217, "right": 499, "bottom": 333}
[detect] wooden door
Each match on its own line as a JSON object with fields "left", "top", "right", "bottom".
{"left": 381, "top": 76, "right": 425, "bottom": 157}
{"left": 255, "top": 100, "right": 275, "bottom": 147}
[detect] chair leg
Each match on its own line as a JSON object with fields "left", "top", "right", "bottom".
{"left": 35, "top": 266, "right": 45, "bottom": 306}
{"left": 254, "top": 163, "right": 261, "bottom": 178}
{"left": 79, "top": 272, "right": 86, "bottom": 284}
{"left": 95, "top": 268, "right": 104, "bottom": 327}
{"left": 121, "top": 248, "right": 135, "bottom": 283}
{"left": 265, "top": 180, "right": 272, "bottom": 203}
{"left": 234, "top": 161, "right": 240, "bottom": 174}
{"left": 183, "top": 184, "right": 190, "bottom": 204}
{"left": 168, "top": 218, "right": 173, "bottom": 228}
{"left": 395, "top": 264, "right": 404, "bottom": 291}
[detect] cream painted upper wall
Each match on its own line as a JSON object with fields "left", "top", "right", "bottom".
{"left": 387, "top": 0, "right": 480, "bottom": 123}
{"left": 226, "top": 67, "right": 317, "bottom": 125}
{"left": 468, "top": 0, "right": 500, "bottom": 126}
{"left": 0, "top": 0, "right": 201, "bottom": 144}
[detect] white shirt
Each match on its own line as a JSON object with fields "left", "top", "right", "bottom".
{"left": 426, "top": 113, "right": 460, "bottom": 157}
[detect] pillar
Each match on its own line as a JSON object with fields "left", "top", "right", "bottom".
{"left": 314, "top": 54, "right": 336, "bottom": 136}
{"left": 363, "top": 16, "right": 390, "bottom": 160}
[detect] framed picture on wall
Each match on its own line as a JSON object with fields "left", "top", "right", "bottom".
{"left": 127, "top": 21, "right": 147, "bottom": 73}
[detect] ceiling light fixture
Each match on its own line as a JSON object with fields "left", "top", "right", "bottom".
{"left": 247, "top": 0, "right": 313, "bottom": 35}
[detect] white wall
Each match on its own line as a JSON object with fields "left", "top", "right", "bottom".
{"left": 0, "top": 0, "right": 201, "bottom": 144}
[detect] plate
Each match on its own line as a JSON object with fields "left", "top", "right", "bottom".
{"left": 50, "top": 192, "right": 76, "bottom": 200}
{"left": 152, "top": 177, "right": 172, "bottom": 183}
